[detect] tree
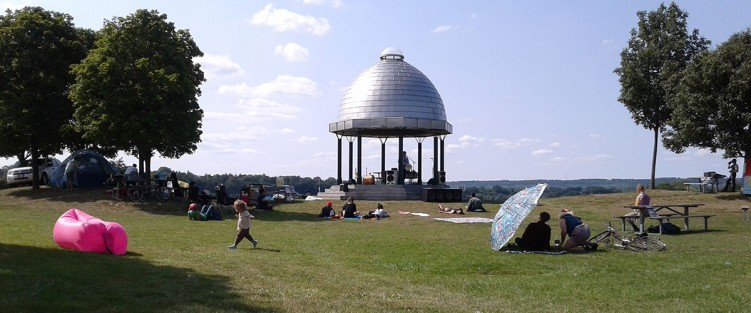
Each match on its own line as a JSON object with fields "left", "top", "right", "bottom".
{"left": 614, "top": 2, "right": 709, "bottom": 189}
{"left": 0, "top": 7, "right": 93, "bottom": 189}
{"left": 663, "top": 29, "right": 751, "bottom": 161}
{"left": 70, "top": 9, "right": 204, "bottom": 177}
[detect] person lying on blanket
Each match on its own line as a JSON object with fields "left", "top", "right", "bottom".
{"left": 438, "top": 204, "right": 464, "bottom": 215}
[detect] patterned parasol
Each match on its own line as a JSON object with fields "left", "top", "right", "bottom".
{"left": 490, "top": 184, "right": 548, "bottom": 250}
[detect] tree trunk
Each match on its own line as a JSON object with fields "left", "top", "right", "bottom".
{"left": 30, "top": 146, "right": 40, "bottom": 190}
{"left": 651, "top": 127, "right": 658, "bottom": 190}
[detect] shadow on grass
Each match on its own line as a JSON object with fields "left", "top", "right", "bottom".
{"left": 0, "top": 244, "right": 276, "bottom": 313}
{"left": 5, "top": 187, "right": 108, "bottom": 203}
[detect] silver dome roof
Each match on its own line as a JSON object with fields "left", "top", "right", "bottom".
{"left": 329, "top": 48, "right": 452, "bottom": 137}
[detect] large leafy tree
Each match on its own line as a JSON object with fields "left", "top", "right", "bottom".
{"left": 664, "top": 29, "right": 751, "bottom": 162}
{"left": 70, "top": 9, "right": 205, "bottom": 177}
{"left": 0, "top": 7, "right": 93, "bottom": 189}
{"left": 614, "top": 2, "right": 709, "bottom": 189}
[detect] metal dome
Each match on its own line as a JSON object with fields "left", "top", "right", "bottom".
{"left": 329, "top": 48, "right": 452, "bottom": 137}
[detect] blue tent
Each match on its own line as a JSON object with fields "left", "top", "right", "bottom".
{"left": 49, "top": 150, "right": 118, "bottom": 188}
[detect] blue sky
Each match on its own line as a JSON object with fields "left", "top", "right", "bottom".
{"left": 2, "top": 0, "right": 749, "bottom": 181}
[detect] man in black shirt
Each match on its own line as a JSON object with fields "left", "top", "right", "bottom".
{"left": 514, "top": 211, "right": 552, "bottom": 251}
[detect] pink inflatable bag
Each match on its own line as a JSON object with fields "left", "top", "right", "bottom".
{"left": 53, "top": 208, "right": 128, "bottom": 255}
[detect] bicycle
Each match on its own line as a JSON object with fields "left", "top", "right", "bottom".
{"left": 589, "top": 222, "right": 666, "bottom": 252}
{"left": 128, "top": 179, "right": 172, "bottom": 202}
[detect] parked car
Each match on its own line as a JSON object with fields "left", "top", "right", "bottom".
{"left": 6, "top": 157, "right": 62, "bottom": 187}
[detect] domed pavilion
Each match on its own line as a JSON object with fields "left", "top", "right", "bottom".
{"left": 326, "top": 48, "right": 455, "bottom": 200}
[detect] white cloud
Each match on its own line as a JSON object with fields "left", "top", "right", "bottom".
{"left": 280, "top": 128, "right": 295, "bottom": 134}
{"left": 250, "top": 4, "right": 331, "bottom": 36}
{"left": 549, "top": 142, "right": 561, "bottom": 148}
{"left": 532, "top": 149, "right": 552, "bottom": 156}
{"left": 274, "top": 42, "right": 310, "bottom": 62}
{"left": 295, "top": 136, "right": 318, "bottom": 143}
{"left": 237, "top": 98, "right": 302, "bottom": 119}
{"left": 551, "top": 156, "right": 566, "bottom": 162}
{"left": 492, "top": 137, "right": 538, "bottom": 150}
{"left": 589, "top": 133, "right": 604, "bottom": 139}
{"left": 219, "top": 75, "right": 319, "bottom": 98}
{"left": 194, "top": 54, "right": 245, "bottom": 79}
{"left": 432, "top": 25, "right": 452, "bottom": 33}
{"left": 458, "top": 135, "right": 485, "bottom": 147}
{"left": 303, "top": 0, "right": 343, "bottom": 8}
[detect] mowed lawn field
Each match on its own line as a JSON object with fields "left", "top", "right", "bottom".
{"left": 0, "top": 186, "right": 749, "bottom": 313}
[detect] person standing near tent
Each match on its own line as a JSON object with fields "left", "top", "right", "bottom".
{"left": 124, "top": 164, "right": 139, "bottom": 181}
{"left": 723, "top": 159, "right": 739, "bottom": 192}
{"left": 64, "top": 157, "right": 79, "bottom": 190}
{"left": 558, "top": 209, "right": 591, "bottom": 250}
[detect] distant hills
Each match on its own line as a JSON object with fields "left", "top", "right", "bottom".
{"left": 447, "top": 178, "right": 685, "bottom": 192}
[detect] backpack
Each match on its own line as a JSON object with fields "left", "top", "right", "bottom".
{"left": 647, "top": 222, "right": 681, "bottom": 234}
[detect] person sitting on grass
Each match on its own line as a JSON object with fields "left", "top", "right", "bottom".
{"left": 187, "top": 203, "right": 223, "bottom": 221}
{"left": 318, "top": 201, "right": 336, "bottom": 218}
{"left": 514, "top": 211, "right": 551, "bottom": 251}
{"left": 438, "top": 204, "right": 464, "bottom": 215}
{"left": 466, "top": 193, "right": 487, "bottom": 212}
{"left": 363, "top": 203, "right": 389, "bottom": 219}
{"left": 341, "top": 197, "right": 360, "bottom": 219}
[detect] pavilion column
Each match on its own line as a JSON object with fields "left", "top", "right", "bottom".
{"left": 433, "top": 136, "right": 439, "bottom": 182}
{"left": 347, "top": 136, "right": 354, "bottom": 184}
{"left": 416, "top": 137, "right": 424, "bottom": 185}
{"left": 357, "top": 136, "right": 362, "bottom": 184}
{"left": 380, "top": 138, "right": 387, "bottom": 185}
{"left": 398, "top": 136, "right": 404, "bottom": 185}
{"left": 440, "top": 135, "right": 446, "bottom": 184}
{"left": 336, "top": 135, "right": 342, "bottom": 185}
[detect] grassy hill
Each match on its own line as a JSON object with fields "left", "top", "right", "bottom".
{"left": 0, "top": 186, "right": 749, "bottom": 312}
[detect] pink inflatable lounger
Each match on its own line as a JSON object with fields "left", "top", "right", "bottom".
{"left": 53, "top": 208, "right": 128, "bottom": 255}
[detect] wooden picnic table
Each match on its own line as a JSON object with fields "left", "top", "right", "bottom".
{"left": 617, "top": 203, "right": 713, "bottom": 234}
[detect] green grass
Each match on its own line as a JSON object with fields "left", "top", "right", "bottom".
{"left": 0, "top": 187, "right": 749, "bottom": 312}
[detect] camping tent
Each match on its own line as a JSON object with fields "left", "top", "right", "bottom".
{"left": 49, "top": 150, "right": 118, "bottom": 188}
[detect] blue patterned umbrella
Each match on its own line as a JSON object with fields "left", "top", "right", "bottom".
{"left": 490, "top": 184, "right": 548, "bottom": 250}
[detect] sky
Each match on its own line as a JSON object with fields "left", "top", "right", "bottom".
{"left": 1, "top": 0, "right": 750, "bottom": 181}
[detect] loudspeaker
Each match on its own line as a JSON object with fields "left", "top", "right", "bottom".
{"left": 385, "top": 170, "right": 396, "bottom": 185}
{"left": 438, "top": 171, "right": 446, "bottom": 184}
{"left": 422, "top": 188, "right": 463, "bottom": 202}
{"left": 448, "top": 189, "right": 462, "bottom": 202}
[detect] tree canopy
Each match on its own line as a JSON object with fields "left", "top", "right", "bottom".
{"left": 664, "top": 29, "right": 751, "bottom": 158}
{"left": 69, "top": 9, "right": 205, "bottom": 176}
{"left": 0, "top": 7, "right": 93, "bottom": 188}
{"left": 614, "top": 2, "right": 709, "bottom": 189}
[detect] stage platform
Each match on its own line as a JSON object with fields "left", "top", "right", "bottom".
{"left": 317, "top": 184, "right": 462, "bottom": 202}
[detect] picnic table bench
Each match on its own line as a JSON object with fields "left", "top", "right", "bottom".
{"left": 613, "top": 214, "right": 716, "bottom": 235}
{"left": 616, "top": 204, "right": 715, "bottom": 234}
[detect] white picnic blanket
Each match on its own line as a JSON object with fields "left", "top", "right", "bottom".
{"left": 433, "top": 217, "right": 494, "bottom": 224}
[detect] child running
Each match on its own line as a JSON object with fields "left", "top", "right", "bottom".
{"left": 228, "top": 199, "right": 258, "bottom": 249}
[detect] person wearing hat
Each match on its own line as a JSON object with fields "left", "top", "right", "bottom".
{"left": 318, "top": 201, "right": 336, "bottom": 218}
{"left": 723, "top": 159, "right": 739, "bottom": 192}
{"left": 558, "top": 209, "right": 593, "bottom": 251}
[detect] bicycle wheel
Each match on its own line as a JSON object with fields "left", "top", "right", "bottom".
{"left": 632, "top": 237, "right": 666, "bottom": 251}
{"left": 128, "top": 186, "right": 145, "bottom": 202}
{"left": 154, "top": 186, "right": 171, "bottom": 202}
